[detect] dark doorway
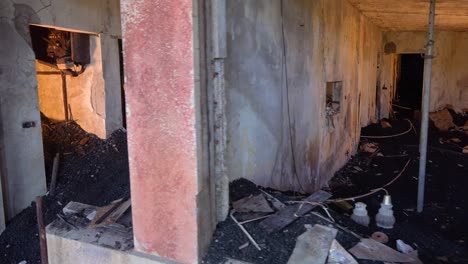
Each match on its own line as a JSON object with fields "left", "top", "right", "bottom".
{"left": 118, "top": 39, "right": 126, "bottom": 129}
{"left": 395, "top": 54, "right": 424, "bottom": 110}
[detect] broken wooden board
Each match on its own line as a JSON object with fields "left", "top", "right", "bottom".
{"left": 232, "top": 194, "right": 274, "bottom": 213}
{"left": 260, "top": 190, "right": 286, "bottom": 210}
{"left": 259, "top": 190, "right": 331, "bottom": 233}
{"left": 349, "top": 239, "right": 415, "bottom": 263}
{"left": 287, "top": 224, "right": 337, "bottom": 264}
{"left": 90, "top": 198, "right": 131, "bottom": 227}
{"left": 106, "top": 198, "right": 131, "bottom": 223}
{"left": 327, "top": 240, "right": 358, "bottom": 264}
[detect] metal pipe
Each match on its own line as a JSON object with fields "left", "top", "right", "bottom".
{"left": 417, "top": 0, "right": 436, "bottom": 213}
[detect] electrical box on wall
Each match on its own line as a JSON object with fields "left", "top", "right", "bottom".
{"left": 30, "top": 25, "right": 90, "bottom": 75}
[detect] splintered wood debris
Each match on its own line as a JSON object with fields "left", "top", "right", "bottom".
{"left": 91, "top": 197, "right": 131, "bottom": 227}
{"left": 259, "top": 190, "right": 332, "bottom": 233}
{"left": 48, "top": 199, "right": 133, "bottom": 251}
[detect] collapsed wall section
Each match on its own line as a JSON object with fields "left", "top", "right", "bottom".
{"left": 225, "top": 0, "right": 382, "bottom": 192}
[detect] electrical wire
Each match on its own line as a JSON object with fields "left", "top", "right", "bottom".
{"left": 360, "top": 119, "right": 415, "bottom": 139}
{"left": 392, "top": 104, "right": 413, "bottom": 110}
{"left": 280, "top": 0, "right": 305, "bottom": 193}
{"left": 327, "top": 159, "right": 412, "bottom": 203}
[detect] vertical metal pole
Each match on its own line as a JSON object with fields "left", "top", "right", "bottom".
{"left": 417, "top": 0, "right": 436, "bottom": 213}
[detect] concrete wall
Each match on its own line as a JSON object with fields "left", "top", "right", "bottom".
{"left": 225, "top": 0, "right": 382, "bottom": 192}
{"left": 0, "top": 0, "right": 121, "bottom": 218}
{"left": 383, "top": 31, "right": 468, "bottom": 112}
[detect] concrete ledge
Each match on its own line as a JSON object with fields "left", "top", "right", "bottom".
{"left": 47, "top": 231, "right": 180, "bottom": 264}
{"left": 46, "top": 201, "right": 181, "bottom": 264}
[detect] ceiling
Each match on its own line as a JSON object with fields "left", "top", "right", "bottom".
{"left": 347, "top": 0, "right": 468, "bottom": 31}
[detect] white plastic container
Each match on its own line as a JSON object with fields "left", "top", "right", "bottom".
{"left": 351, "top": 202, "right": 370, "bottom": 227}
{"left": 376, "top": 195, "right": 396, "bottom": 229}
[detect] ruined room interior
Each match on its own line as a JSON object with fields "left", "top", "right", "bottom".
{"left": 0, "top": 0, "right": 467, "bottom": 264}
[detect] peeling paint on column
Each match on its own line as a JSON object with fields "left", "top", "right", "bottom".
{"left": 121, "top": 0, "right": 200, "bottom": 263}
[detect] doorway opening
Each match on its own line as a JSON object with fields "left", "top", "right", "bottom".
{"left": 394, "top": 54, "right": 424, "bottom": 114}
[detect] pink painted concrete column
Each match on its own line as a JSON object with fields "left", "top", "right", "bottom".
{"left": 120, "top": 0, "right": 199, "bottom": 263}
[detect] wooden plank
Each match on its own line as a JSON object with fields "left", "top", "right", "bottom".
{"left": 259, "top": 190, "right": 331, "bottom": 233}
{"left": 49, "top": 153, "right": 60, "bottom": 196}
{"left": 90, "top": 196, "right": 131, "bottom": 227}
{"left": 107, "top": 198, "right": 131, "bottom": 223}
{"left": 36, "top": 196, "right": 49, "bottom": 264}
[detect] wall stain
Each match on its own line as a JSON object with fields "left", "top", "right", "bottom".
{"left": 13, "top": 4, "right": 40, "bottom": 48}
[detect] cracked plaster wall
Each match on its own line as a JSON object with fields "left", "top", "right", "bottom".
{"left": 0, "top": 0, "right": 121, "bottom": 219}
{"left": 225, "top": 0, "right": 382, "bottom": 193}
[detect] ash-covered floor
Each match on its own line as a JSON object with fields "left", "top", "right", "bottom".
{"left": 0, "top": 110, "right": 467, "bottom": 264}
{"left": 203, "top": 110, "right": 468, "bottom": 264}
{"left": 0, "top": 115, "right": 130, "bottom": 263}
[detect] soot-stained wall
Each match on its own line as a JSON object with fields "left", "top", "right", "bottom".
{"left": 0, "top": 0, "right": 121, "bottom": 219}
{"left": 383, "top": 31, "right": 468, "bottom": 113}
{"left": 225, "top": 0, "right": 382, "bottom": 193}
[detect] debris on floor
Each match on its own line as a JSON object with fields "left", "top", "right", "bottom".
{"left": 204, "top": 114, "right": 468, "bottom": 264}
{"left": 381, "top": 119, "right": 393, "bottom": 129}
{"left": 429, "top": 108, "right": 455, "bottom": 131}
{"left": 259, "top": 190, "right": 331, "bottom": 233}
{"left": 359, "top": 142, "right": 379, "bottom": 153}
{"left": 233, "top": 194, "right": 274, "bottom": 213}
{"left": 47, "top": 200, "right": 133, "bottom": 251}
{"left": 348, "top": 238, "right": 415, "bottom": 262}
{"left": 287, "top": 224, "right": 337, "bottom": 264}
{"left": 0, "top": 116, "right": 130, "bottom": 263}
{"left": 371, "top": 231, "right": 389, "bottom": 243}
{"left": 327, "top": 240, "right": 358, "bottom": 264}
{"left": 396, "top": 239, "right": 415, "bottom": 254}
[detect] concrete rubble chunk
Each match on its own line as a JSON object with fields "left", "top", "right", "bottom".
{"left": 396, "top": 239, "right": 414, "bottom": 254}
{"left": 429, "top": 108, "right": 455, "bottom": 131}
{"left": 287, "top": 224, "right": 338, "bottom": 264}
{"left": 62, "top": 201, "right": 97, "bottom": 216}
{"left": 327, "top": 239, "right": 358, "bottom": 264}
{"left": 232, "top": 194, "right": 274, "bottom": 213}
{"left": 381, "top": 119, "right": 393, "bottom": 129}
{"left": 349, "top": 239, "right": 415, "bottom": 263}
{"left": 360, "top": 142, "right": 379, "bottom": 153}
